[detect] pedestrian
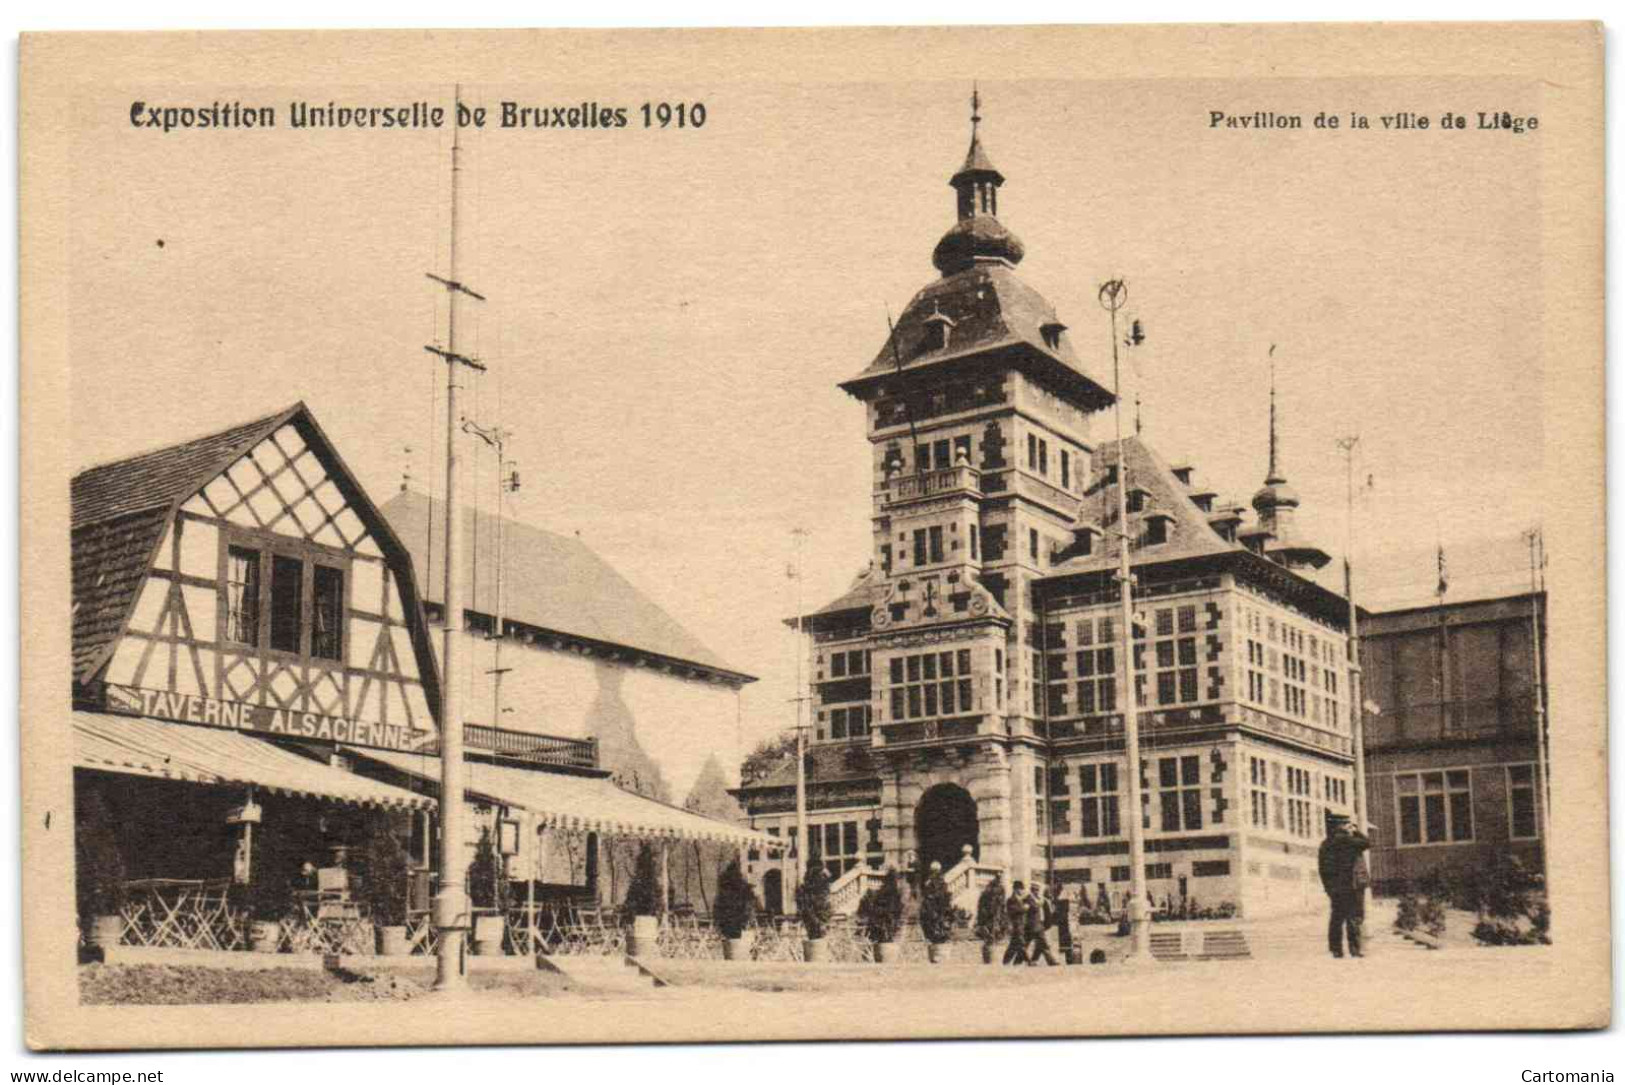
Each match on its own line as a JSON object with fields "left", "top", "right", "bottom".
{"left": 1002, "top": 880, "right": 1029, "bottom": 965}
{"left": 1025, "top": 883, "right": 1059, "bottom": 966}
{"left": 1049, "top": 881, "right": 1073, "bottom": 960}
{"left": 1317, "top": 811, "right": 1371, "bottom": 958}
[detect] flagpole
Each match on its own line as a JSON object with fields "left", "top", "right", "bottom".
{"left": 1525, "top": 527, "right": 1552, "bottom": 926}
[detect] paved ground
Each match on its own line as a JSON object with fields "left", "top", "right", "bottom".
{"left": 81, "top": 901, "right": 1590, "bottom": 1040}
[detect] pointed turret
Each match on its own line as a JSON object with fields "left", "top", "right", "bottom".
{"left": 1251, "top": 346, "right": 1330, "bottom": 570}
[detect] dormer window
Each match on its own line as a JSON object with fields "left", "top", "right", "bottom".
{"left": 1127, "top": 487, "right": 1151, "bottom": 514}
{"left": 1191, "top": 491, "right": 1217, "bottom": 513}
{"left": 1040, "top": 321, "right": 1067, "bottom": 351}
{"left": 1145, "top": 512, "right": 1175, "bottom": 546}
{"left": 1073, "top": 523, "right": 1102, "bottom": 557}
{"left": 1171, "top": 465, "right": 1195, "bottom": 486}
{"left": 223, "top": 533, "right": 346, "bottom": 663}
{"left": 923, "top": 303, "right": 957, "bottom": 352}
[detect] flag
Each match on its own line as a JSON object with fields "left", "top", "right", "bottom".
{"left": 1436, "top": 545, "right": 1449, "bottom": 597}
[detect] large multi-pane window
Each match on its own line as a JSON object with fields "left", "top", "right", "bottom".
{"left": 827, "top": 648, "right": 870, "bottom": 678}
{"left": 1150, "top": 606, "right": 1199, "bottom": 707}
{"left": 1396, "top": 769, "right": 1474, "bottom": 845}
{"left": 1157, "top": 755, "right": 1203, "bottom": 832}
{"left": 1078, "top": 761, "right": 1121, "bottom": 838}
{"left": 1507, "top": 764, "right": 1540, "bottom": 840}
{"left": 225, "top": 545, "right": 261, "bottom": 645}
{"left": 225, "top": 541, "right": 346, "bottom": 663}
{"left": 807, "top": 819, "right": 863, "bottom": 880}
{"left": 887, "top": 649, "right": 974, "bottom": 720}
{"left": 1286, "top": 765, "right": 1314, "bottom": 838}
{"left": 828, "top": 705, "right": 871, "bottom": 741}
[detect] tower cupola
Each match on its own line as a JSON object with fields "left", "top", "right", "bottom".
{"left": 932, "top": 88, "right": 1025, "bottom": 276}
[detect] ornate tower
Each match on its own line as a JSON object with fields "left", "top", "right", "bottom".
{"left": 1250, "top": 348, "right": 1331, "bottom": 571}
{"left": 827, "top": 92, "right": 1117, "bottom": 882}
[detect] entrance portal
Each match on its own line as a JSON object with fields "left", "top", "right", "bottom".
{"left": 914, "top": 783, "right": 979, "bottom": 875}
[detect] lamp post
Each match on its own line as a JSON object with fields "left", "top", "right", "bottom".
{"left": 1098, "top": 278, "right": 1148, "bottom": 959}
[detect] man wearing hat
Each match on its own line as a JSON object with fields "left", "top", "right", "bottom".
{"left": 1317, "top": 810, "right": 1371, "bottom": 958}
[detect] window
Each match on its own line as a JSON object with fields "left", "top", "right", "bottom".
{"left": 913, "top": 529, "right": 927, "bottom": 566}
{"left": 1396, "top": 769, "right": 1474, "bottom": 845}
{"left": 928, "top": 526, "right": 944, "bottom": 563}
{"left": 881, "top": 544, "right": 893, "bottom": 574}
{"left": 1507, "top": 764, "right": 1539, "bottom": 840}
{"left": 1027, "top": 433, "right": 1038, "bottom": 469}
{"left": 1193, "top": 860, "right": 1231, "bottom": 878}
{"left": 829, "top": 705, "right": 871, "bottom": 741}
{"left": 1060, "top": 449, "right": 1071, "bottom": 489}
{"left": 1038, "top": 439, "right": 1048, "bottom": 475}
{"left": 269, "top": 554, "right": 305, "bottom": 653}
{"left": 1029, "top": 528, "right": 1039, "bottom": 561}
{"left": 953, "top": 434, "right": 972, "bottom": 465}
{"left": 806, "top": 819, "right": 863, "bottom": 880}
{"left": 311, "top": 564, "right": 344, "bottom": 661}
{"left": 1157, "top": 755, "right": 1203, "bottom": 832}
{"left": 1146, "top": 863, "right": 1173, "bottom": 880}
{"left": 1074, "top": 636, "right": 1116, "bottom": 715}
{"left": 887, "top": 650, "right": 972, "bottom": 721}
{"left": 933, "top": 439, "right": 950, "bottom": 471}
{"left": 225, "top": 545, "right": 261, "bottom": 646}
{"left": 969, "top": 525, "right": 978, "bottom": 560}
{"left": 1248, "top": 756, "right": 1272, "bottom": 829}
{"left": 1148, "top": 606, "right": 1199, "bottom": 706}
{"left": 1079, "top": 762, "right": 1120, "bottom": 838}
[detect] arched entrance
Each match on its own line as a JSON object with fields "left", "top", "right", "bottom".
{"left": 914, "top": 783, "right": 979, "bottom": 875}
{"left": 762, "top": 869, "right": 784, "bottom": 915}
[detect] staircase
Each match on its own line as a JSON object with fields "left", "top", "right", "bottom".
{"left": 828, "top": 865, "right": 888, "bottom": 915}
{"left": 538, "top": 953, "right": 668, "bottom": 993}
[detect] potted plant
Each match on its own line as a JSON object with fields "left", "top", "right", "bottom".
{"left": 858, "top": 870, "right": 904, "bottom": 963}
{"left": 624, "top": 843, "right": 662, "bottom": 957}
{"left": 918, "top": 868, "right": 959, "bottom": 963}
{"left": 467, "top": 827, "right": 508, "bottom": 955}
{"left": 714, "top": 859, "right": 757, "bottom": 961}
{"left": 795, "top": 863, "right": 833, "bottom": 962}
{"left": 364, "top": 816, "right": 411, "bottom": 956}
{"left": 75, "top": 789, "right": 127, "bottom": 950}
{"left": 973, "top": 878, "right": 1008, "bottom": 964}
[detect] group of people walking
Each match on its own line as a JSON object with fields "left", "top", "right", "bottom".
{"left": 1000, "top": 879, "right": 1070, "bottom": 966}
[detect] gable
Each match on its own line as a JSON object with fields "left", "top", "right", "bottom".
{"left": 72, "top": 406, "right": 442, "bottom": 745}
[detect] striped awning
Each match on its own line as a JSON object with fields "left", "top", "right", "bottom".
{"left": 74, "top": 711, "right": 435, "bottom": 811}
{"left": 351, "top": 747, "right": 782, "bottom": 851}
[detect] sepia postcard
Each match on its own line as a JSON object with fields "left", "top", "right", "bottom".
{"left": 19, "top": 21, "right": 1608, "bottom": 1050}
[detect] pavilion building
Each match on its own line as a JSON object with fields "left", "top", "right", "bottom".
{"left": 733, "top": 99, "right": 1356, "bottom": 920}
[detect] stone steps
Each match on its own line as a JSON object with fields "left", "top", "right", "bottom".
{"left": 538, "top": 953, "right": 668, "bottom": 992}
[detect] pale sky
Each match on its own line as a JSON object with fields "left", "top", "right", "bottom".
{"left": 69, "top": 75, "right": 1546, "bottom": 771}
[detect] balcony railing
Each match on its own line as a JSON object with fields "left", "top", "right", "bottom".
{"left": 874, "top": 464, "right": 980, "bottom": 508}
{"left": 426, "top": 725, "right": 598, "bottom": 770}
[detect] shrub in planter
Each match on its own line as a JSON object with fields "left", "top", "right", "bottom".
{"left": 75, "top": 788, "right": 127, "bottom": 948}
{"left": 363, "top": 815, "right": 411, "bottom": 956}
{"left": 795, "top": 864, "right": 833, "bottom": 961}
{"left": 858, "top": 870, "right": 905, "bottom": 963}
{"left": 624, "top": 843, "right": 662, "bottom": 956}
{"left": 973, "top": 879, "right": 1009, "bottom": 963}
{"left": 467, "top": 827, "right": 509, "bottom": 955}
{"left": 918, "top": 871, "right": 957, "bottom": 962}
{"left": 715, "top": 859, "right": 757, "bottom": 960}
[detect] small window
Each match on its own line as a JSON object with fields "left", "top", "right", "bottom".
{"left": 269, "top": 554, "right": 304, "bottom": 653}
{"left": 1061, "top": 449, "right": 1071, "bottom": 489}
{"left": 1029, "top": 528, "right": 1039, "bottom": 561}
{"left": 311, "top": 564, "right": 344, "bottom": 661}
{"left": 928, "top": 525, "right": 944, "bottom": 563}
{"left": 225, "top": 545, "right": 261, "bottom": 646}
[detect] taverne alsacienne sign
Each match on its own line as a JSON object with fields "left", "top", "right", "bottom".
{"left": 101, "top": 682, "right": 433, "bottom": 753}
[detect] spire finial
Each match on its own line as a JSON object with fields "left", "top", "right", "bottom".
{"left": 1267, "top": 343, "right": 1280, "bottom": 482}
{"left": 971, "top": 82, "right": 981, "bottom": 135}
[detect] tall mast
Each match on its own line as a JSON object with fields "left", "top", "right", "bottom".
{"left": 1098, "top": 278, "right": 1148, "bottom": 958}
{"left": 1337, "top": 437, "right": 1369, "bottom": 834}
{"left": 425, "top": 84, "right": 487, "bottom": 994}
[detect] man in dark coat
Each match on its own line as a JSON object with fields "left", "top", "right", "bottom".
{"left": 1048, "top": 882, "right": 1074, "bottom": 959}
{"left": 1025, "top": 884, "right": 1060, "bottom": 966}
{"left": 1002, "top": 880, "right": 1029, "bottom": 965}
{"left": 1318, "top": 811, "right": 1371, "bottom": 958}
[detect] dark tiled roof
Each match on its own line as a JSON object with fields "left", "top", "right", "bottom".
{"left": 737, "top": 742, "right": 879, "bottom": 793}
{"left": 810, "top": 564, "right": 886, "bottom": 619}
{"left": 1052, "top": 436, "right": 1239, "bottom": 576}
{"left": 381, "top": 490, "right": 753, "bottom": 683}
{"left": 70, "top": 404, "right": 301, "bottom": 682}
{"left": 71, "top": 406, "right": 299, "bottom": 529}
{"left": 839, "top": 263, "right": 1111, "bottom": 410}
